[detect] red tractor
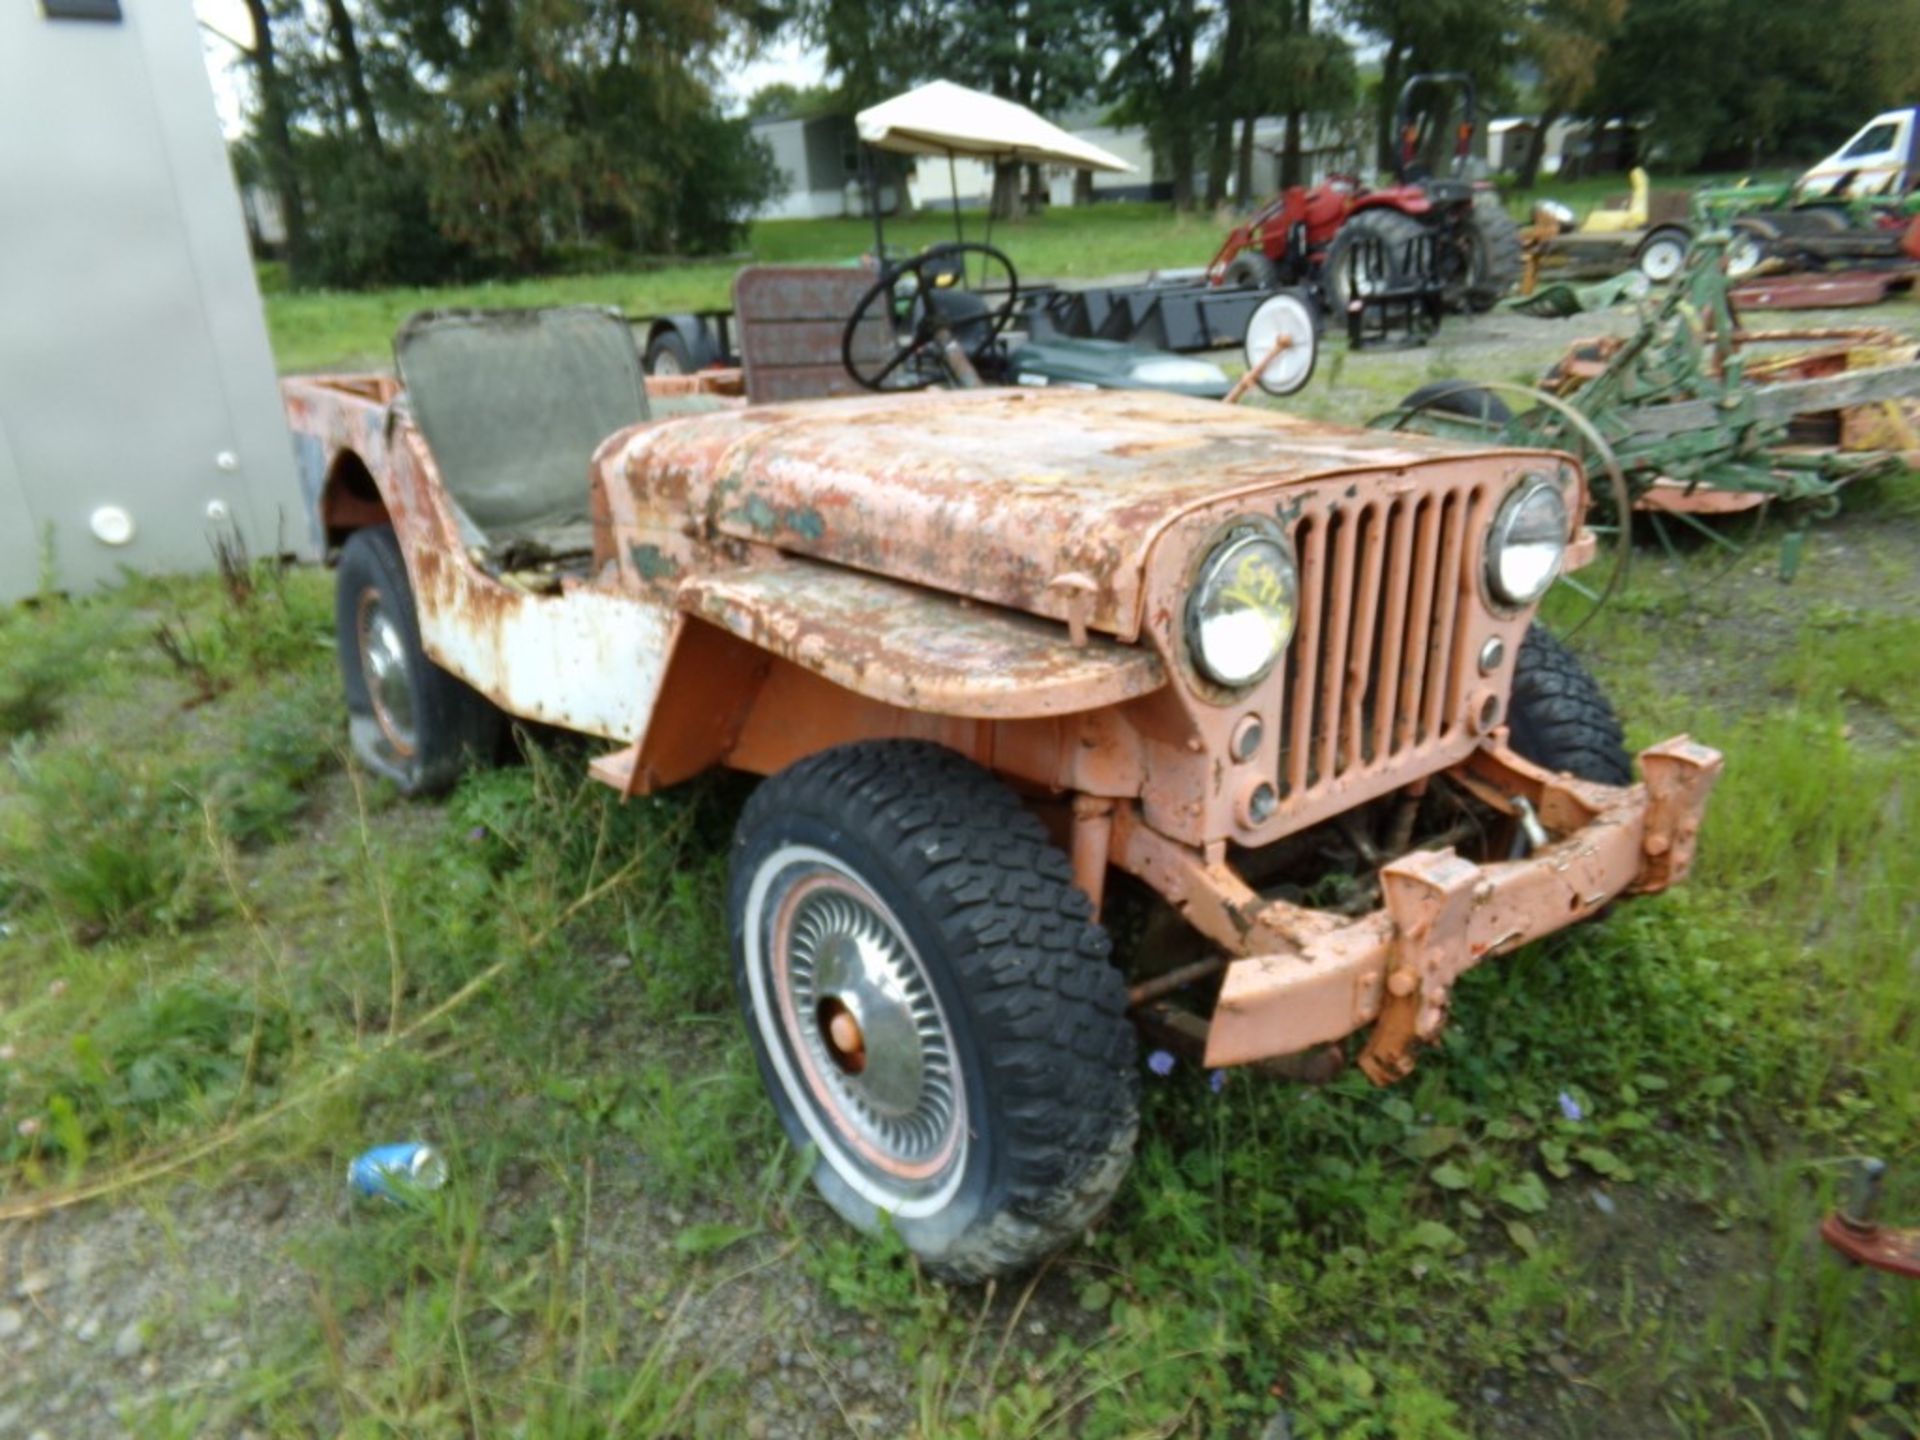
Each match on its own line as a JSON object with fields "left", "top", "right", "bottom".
{"left": 1207, "top": 73, "right": 1522, "bottom": 317}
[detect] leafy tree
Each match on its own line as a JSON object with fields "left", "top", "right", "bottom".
{"left": 744, "top": 81, "right": 840, "bottom": 120}
{"left": 233, "top": 0, "right": 780, "bottom": 286}
{"left": 1597, "top": 0, "right": 1920, "bottom": 169}
{"left": 1102, "top": 0, "right": 1213, "bottom": 208}
{"left": 1513, "top": 0, "right": 1624, "bottom": 187}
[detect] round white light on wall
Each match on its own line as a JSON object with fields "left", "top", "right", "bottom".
{"left": 90, "top": 506, "right": 136, "bottom": 547}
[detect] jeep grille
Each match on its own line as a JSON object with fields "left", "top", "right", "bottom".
{"left": 1277, "top": 480, "right": 1491, "bottom": 800}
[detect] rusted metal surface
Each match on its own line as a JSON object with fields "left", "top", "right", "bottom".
{"left": 1821, "top": 1215, "right": 1920, "bottom": 1278}
{"left": 679, "top": 556, "right": 1165, "bottom": 719}
{"left": 601, "top": 387, "right": 1555, "bottom": 646}
{"left": 287, "top": 341, "right": 1720, "bottom": 1084}
{"left": 1821, "top": 1161, "right": 1920, "bottom": 1280}
{"left": 732, "top": 265, "right": 889, "bottom": 404}
{"left": 1731, "top": 271, "right": 1914, "bottom": 310}
{"left": 1192, "top": 734, "right": 1721, "bottom": 1073}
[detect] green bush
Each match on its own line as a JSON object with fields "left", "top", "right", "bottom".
{"left": 1, "top": 744, "right": 205, "bottom": 936}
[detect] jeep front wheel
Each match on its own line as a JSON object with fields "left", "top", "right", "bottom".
{"left": 730, "top": 742, "right": 1138, "bottom": 1280}
{"left": 1505, "top": 623, "right": 1631, "bottom": 786}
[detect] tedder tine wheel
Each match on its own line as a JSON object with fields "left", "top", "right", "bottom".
{"left": 1373, "top": 381, "right": 1630, "bottom": 638}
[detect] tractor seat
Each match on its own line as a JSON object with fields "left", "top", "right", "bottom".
{"left": 394, "top": 307, "right": 651, "bottom": 560}
{"left": 1582, "top": 167, "right": 1650, "bottom": 234}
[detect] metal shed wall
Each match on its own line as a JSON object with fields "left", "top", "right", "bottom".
{"left": 0, "top": 0, "right": 308, "bottom": 603}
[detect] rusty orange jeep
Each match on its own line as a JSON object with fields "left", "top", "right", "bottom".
{"left": 284, "top": 306, "right": 1721, "bottom": 1279}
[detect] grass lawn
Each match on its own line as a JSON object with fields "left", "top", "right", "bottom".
{"left": 3, "top": 364, "right": 1918, "bottom": 1431}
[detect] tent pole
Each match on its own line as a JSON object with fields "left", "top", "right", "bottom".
{"left": 862, "top": 143, "right": 885, "bottom": 263}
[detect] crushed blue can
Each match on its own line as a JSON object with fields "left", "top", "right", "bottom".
{"left": 348, "top": 1141, "right": 448, "bottom": 1203}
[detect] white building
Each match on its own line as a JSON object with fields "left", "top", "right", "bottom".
{"left": 0, "top": 0, "right": 307, "bottom": 601}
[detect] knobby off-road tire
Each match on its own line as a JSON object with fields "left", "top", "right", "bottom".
{"left": 1322, "top": 208, "right": 1428, "bottom": 316}
{"left": 730, "top": 741, "right": 1139, "bottom": 1280}
{"left": 1461, "top": 190, "right": 1523, "bottom": 312}
{"left": 335, "top": 525, "right": 503, "bottom": 796}
{"left": 1505, "top": 623, "right": 1631, "bottom": 787}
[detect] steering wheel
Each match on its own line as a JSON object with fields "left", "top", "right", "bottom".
{"left": 842, "top": 242, "right": 1021, "bottom": 392}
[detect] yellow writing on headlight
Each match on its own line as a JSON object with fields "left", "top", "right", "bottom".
{"left": 1222, "top": 551, "right": 1293, "bottom": 620}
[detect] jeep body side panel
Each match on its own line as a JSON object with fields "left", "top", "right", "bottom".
{"left": 283, "top": 375, "right": 679, "bottom": 743}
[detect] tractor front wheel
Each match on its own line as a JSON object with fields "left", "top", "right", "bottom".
{"left": 1223, "top": 250, "right": 1280, "bottom": 291}
{"left": 730, "top": 742, "right": 1139, "bottom": 1280}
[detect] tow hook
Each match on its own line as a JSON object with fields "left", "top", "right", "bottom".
{"left": 1508, "top": 794, "right": 1550, "bottom": 858}
{"left": 1820, "top": 1158, "right": 1920, "bottom": 1279}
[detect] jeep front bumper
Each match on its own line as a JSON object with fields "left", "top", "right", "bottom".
{"left": 1114, "top": 735, "right": 1723, "bottom": 1083}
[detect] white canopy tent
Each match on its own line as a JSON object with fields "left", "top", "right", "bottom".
{"left": 852, "top": 81, "right": 1135, "bottom": 256}
{"left": 855, "top": 80, "right": 1134, "bottom": 174}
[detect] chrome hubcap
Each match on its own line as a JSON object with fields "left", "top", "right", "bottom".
{"left": 358, "top": 593, "right": 416, "bottom": 755}
{"left": 773, "top": 868, "right": 961, "bottom": 1177}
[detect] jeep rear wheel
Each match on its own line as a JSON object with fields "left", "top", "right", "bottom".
{"left": 1505, "top": 623, "right": 1631, "bottom": 786}
{"left": 335, "top": 525, "right": 503, "bottom": 796}
{"left": 730, "top": 742, "right": 1138, "bottom": 1280}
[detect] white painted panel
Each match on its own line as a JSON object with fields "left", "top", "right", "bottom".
{"left": 416, "top": 569, "right": 675, "bottom": 742}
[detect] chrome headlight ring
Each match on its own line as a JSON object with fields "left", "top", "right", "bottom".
{"left": 1485, "top": 474, "right": 1571, "bottom": 608}
{"left": 1185, "top": 523, "right": 1299, "bottom": 690}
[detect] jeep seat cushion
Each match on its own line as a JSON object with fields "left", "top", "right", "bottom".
{"left": 394, "top": 307, "right": 650, "bottom": 542}
{"left": 734, "top": 265, "right": 893, "bottom": 404}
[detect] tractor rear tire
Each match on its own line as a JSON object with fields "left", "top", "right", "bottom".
{"left": 730, "top": 741, "right": 1139, "bottom": 1281}
{"left": 1322, "top": 208, "right": 1428, "bottom": 316}
{"left": 1223, "top": 250, "right": 1280, "bottom": 291}
{"left": 1505, "top": 624, "right": 1631, "bottom": 787}
{"left": 1461, "top": 191, "right": 1523, "bottom": 312}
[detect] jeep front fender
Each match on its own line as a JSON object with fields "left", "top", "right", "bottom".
{"left": 678, "top": 558, "right": 1165, "bottom": 720}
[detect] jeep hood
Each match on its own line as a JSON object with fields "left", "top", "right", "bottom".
{"left": 612, "top": 388, "right": 1492, "bottom": 640}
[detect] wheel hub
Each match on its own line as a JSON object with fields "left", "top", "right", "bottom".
{"left": 774, "top": 873, "right": 961, "bottom": 1175}
{"left": 357, "top": 592, "right": 416, "bottom": 755}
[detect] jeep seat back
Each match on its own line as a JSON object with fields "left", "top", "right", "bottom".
{"left": 734, "top": 265, "right": 893, "bottom": 403}
{"left": 394, "top": 307, "right": 649, "bottom": 547}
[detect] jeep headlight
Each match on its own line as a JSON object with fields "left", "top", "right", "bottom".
{"left": 1187, "top": 529, "right": 1298, "bottom": 688}
{"left": 1485, "top": 476, "right": 1570, "bottom": 607}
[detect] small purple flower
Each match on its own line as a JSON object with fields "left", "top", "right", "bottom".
{"left": 1557, "top": 1091, "right": 1585, "bottom": 1123}
{"left": 1147, "top": 1049, "right": 1176, "bottom": 1077}
{"left": 467, "top": 826, "right": 488, "bottom": 842}
{"left": 1209, "top": 1070, "right": 1227, "bottom": 1094}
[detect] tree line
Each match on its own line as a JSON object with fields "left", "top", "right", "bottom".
{"left": 224, "top": 0, "right": 1920, "bottom": 290}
